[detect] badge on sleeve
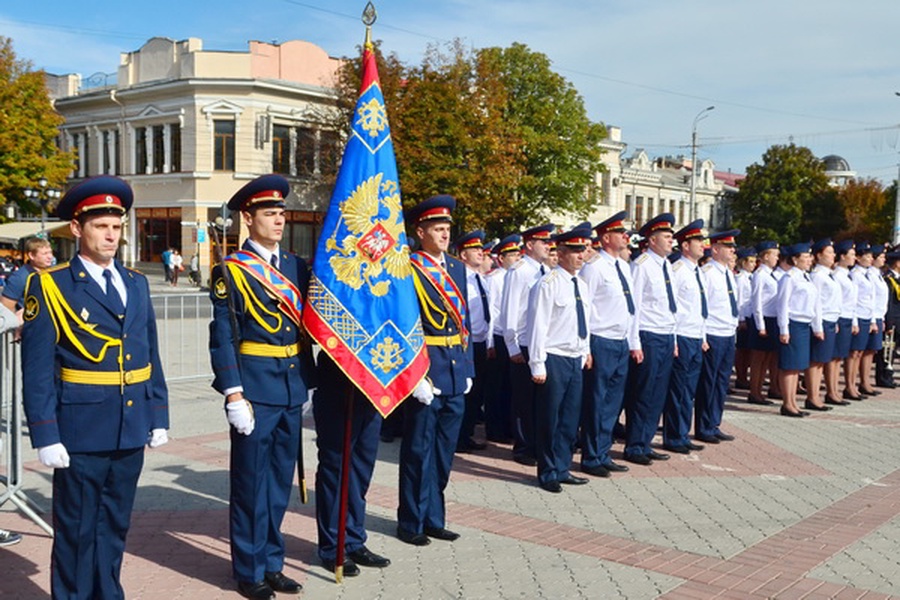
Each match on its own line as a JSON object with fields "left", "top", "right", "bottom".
{"left": 23, "top": 295, "right": 39, "bottom": 321}
{"left": 214, "top": 277, "right": 227, "bottom": 299}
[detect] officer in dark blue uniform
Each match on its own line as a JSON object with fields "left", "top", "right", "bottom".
{"left": 22, "top": 175, "right": 169, "bottom": 600}
{"left": 398, "top": 194, "right": 474, "bottom": 546}
{"left": 209, "top": 175, "right": 312, "bottom": 599}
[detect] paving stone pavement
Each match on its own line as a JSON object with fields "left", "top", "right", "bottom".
{"left": 3, "top": 377, "right": 900, "bottom": 599}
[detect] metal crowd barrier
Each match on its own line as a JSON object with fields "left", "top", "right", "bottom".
{"left": 0, "top": 330, "right": 53, "bottom": 535}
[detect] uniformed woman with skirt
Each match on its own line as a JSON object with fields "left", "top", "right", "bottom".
{"left": 806, "top": 239, "right": 839, "bottom": 410}
{"left": 831, "top": 240, "right": 857, "bottom": 403}
{"left": 776, "top": 242, "right": 823, "bottom": 417}
{"left": 860, "top": 244, "right": 888, "bottom": 395}
{"left": 846, "top": 242, "right": 876, "bottom": 400}
{"left": 747, "top": 241, "right": 780, "bottom": 405}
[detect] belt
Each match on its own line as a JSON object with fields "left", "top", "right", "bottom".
{"left": 424, "top": 334, "right": 462, "bottom": 347}
{"left": 239, "top": 341, "right": 300, "bottom": 358}
{"left": 60, "top": 364, "right": 152, "bottom": 386}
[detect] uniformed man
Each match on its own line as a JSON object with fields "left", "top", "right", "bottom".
{"left": 877, "top": 250, "right": 900, "bottom": 387}
{"left": 578, "top": 211, "right": 633, "bottom": 477}
{"left": 662, "top": 220, "right": 708, "bottom": 454}
{"left": 623, "top": 213, "right": 677, "bottom": 465}
{"left": 22, "top": 175, "right": 169, "bottom": 599}
{"left": 528, "top": 226, "right": 593, "bottom": 492}
{"left": 209, "top": 174, "right": 311, "bottom": 599}
{"left": 398, "top": 194, "right": 473, "bottom": 546}
{"left": 695, "top": 230, "right": 741, "bottom": 443}
{"left": 483, "top": 234, "right": 522, "bottom": 443}
{"left": 733, "top": 246, "right": 757, "bottom": 390}
{"left": 454, "top": 230, "right": 493, "bottom": 453}
{"left": 500, "top": 223, "right": 555, "bottom": 466}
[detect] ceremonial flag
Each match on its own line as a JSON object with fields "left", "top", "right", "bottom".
{"left": 303, "top": 36, "right": 428, "bottom": 417}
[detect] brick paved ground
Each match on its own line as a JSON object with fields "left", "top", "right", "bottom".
{"left": 3, "top": 374, "right": 900, "bottom": 599}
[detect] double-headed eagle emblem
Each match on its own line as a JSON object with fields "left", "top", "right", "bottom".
{"left": 326, "top": 173, "right": 410, "bottom": 296}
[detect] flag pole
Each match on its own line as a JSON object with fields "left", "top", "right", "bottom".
{"left": 333, "top": 2, "right": 378, "bottom": 584}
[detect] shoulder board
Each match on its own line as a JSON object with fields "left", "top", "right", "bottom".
{"left": 635, "top": 253, "right": 649, "bottom": 265}
{"left": 510, "top": 260, "right": 524, "bottom": 270}
{"left": 42, "top": 262, "right": 70, "bottom": 275}
{"left": 541, "top": 270, "right": 560, "bottom": 285}
{"left": 125, "top": 266, "right": 144, "bottom": 276}
{"left": 672, "top": 261, "right": 684, "bottom": 272}
{"left": 701, "top": 263, "right": 714, "bottom": 272}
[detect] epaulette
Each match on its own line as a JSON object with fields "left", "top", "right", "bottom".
{"left": 509, "top": 260, "right": 525, "bottom": 270}
{"left": 486, "top": 268, "right": 502, "bottom": 278}
{"left": 42, "top": 262, "right": 70, "bottom": 275}
{"left": 672, "top": 261, "right": 684, "bottom": 272}
{"left": 702, "top": 263, "right": 714, "bottom": 272}
{"left": 125, "top": 266, "right": 144, "bottom": 276}
{"left": 635, "top": 253, "right": 649, "bottom": 265}
{"left": 541, "top": 269, "right": 560, "bottom": 285}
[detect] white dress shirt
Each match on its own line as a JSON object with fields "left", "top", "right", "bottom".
{"left": 500, "top": 254, "right": 543, "bottom": 355}
{"left": 871, "top": 266, "right": 889, "bottom": 321}
{"left": 465, "top": 266, "right": 493, "bottom": 346}
{"left": 851, "top": 265, "right": 877, "bottom": 320}
{"left": 702, "top": 259, "right": 739, "bottom": 337}
{"left": 246, "top": 239, "right": 281, "bottom": 269}
{"left": 751, "top": 264, "right": 780, "bottom": 331}
{"left": 833, "top": 265, "right": 858, "bottom": 326}
{"left": 810, "top": 264, "right": 841, "bottom": 323}
{"left": 580, "top": 249, "right": 633, "bottom": 341}
{"left": 777, "top": 267, "right": 822, "bottom": 335}
{"left": 80, "top": 257, "right": 128, "bottom": 307}
{"left": 628, "top": 250, "right": 677, "bottom": 350}
{"left": 527, "top": 267, "right": 591, "bottom": 378}
{"left": 485, "top": 267, "right": 507, "bottom": 337}
{"left": 671, "top": 257, "right": 706, "bottom": 340}
{"left": 735, "top": 269, "right": 753, "bottom": 322}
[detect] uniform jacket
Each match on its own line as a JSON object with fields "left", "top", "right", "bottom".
{"left": 22, "top": 256, "right": 169, "bottom": 452}
{"left": 885, "top": 270, "right": 900, "bottom": 328}
{"left": 414, "top": 252, "right": 474, "bottom": 396}
{"left": 209, "top": 241, "right": 313, "bottom": 406}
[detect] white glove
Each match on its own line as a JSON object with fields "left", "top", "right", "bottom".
{"left": 226, "top": 400, "right": 255, "bottom": 435}
{"left": 412, "top": 380, "right": 441, "bottom": 406}
{"left": 464, "top": 378, "right": 473, "bottom": 395}
{"left": 148, "top": 429, "right": 169, "bottom": 448}
{"left": 38, "top": 443, "right": 70, "bottom": 469}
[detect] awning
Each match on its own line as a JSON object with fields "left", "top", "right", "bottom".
{"left": 0, "top": 221, "right": 72, "bottom": 245}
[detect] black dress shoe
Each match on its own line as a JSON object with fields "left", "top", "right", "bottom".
{"left": 602, "top": 461, "right": 629, "bottom": 472}
{"left": 734, "top": 381, "right": 750, "bottom": 390}
{"left": 780, "top": 406, "right": 805, "bottom": 418}
{"left": 581, "top": 464, "right": 610, "bottom": 477}
{"left": 540, "top": 480, "right": 562, "bottom": 493}
{"left": 456, "top": 438, "right": 487, "bottom": 452}
{"left": 487, "top": 435, "right": 514, "bottom": 444}
{"left": 397, "top": 527, "right": 431, "bottom": 546}
{"left": 843, "top": 390, "right": 863, "bottom": 401}
{"left": 859, "top": 388, "right": 881, "bottom": 396}
{"left": 694, "top": 434, "right": 720, "bottom": 444}
{"left": 825, "top": 397, "right": 851, "bottom": 406}
{"left": 347, "top": 546, "right": 391, "bottom": 568}
{"left": 237, "top": 581, "right": 275, "bottom": 600}
{"left": 513, "top": 454, "right": 537, "bottom": 466}
{"left": 647, "top": 450, "right": 670, "bottom": 460}
{"left": 662, "top": 445, "right": 690, "bottom": 454}
{"left": 264, "top": 571, "right": 302, "bottom": 594}
{"left": 560, "top": 475, "right": 589, "bottom": 485}
{"left": 380, "top": 434, "right": 395, "bottom": 443}
{"left": 321, "top": 557, "right": 360, "bottom": 577}
{"left": 424, "top": 527, "right": 460, "bottom": 541}
{"left": 747, "top": 395, "right": 775, "bottom": 406}
{"left": 623, "top": 453, "right": 652, "bottom": 465}
{"left": 803, "top": 401, "right": 833, "bottom": 412}
{"left": 714, "top": 432, "right": 735, "bottom": 442}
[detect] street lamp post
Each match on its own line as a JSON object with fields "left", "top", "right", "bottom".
{"left": 23, "top": 177, "right": 62, "bottom": 237}
{"left": 689, "top": 106, "right": 715, "bottom": 222}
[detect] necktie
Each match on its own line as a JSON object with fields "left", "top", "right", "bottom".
{"left": 726, "top": 271, "right": 738, "bottom": 317}
{"left": 269, "top": 254, "right": 279, "bottom": 270}
{"left": 695, "top": 267, "right": 709, "bottom": 319}
{"left": 573, "top": 277, "right": 587, "bottom": 339}
{"left": 614, "top": 260, "right": 635, "bottom": 315}
{"left": 663, "top": 260, "right": 677, "bottom": 313}
{"left": 103, "top": 269, "right": 125, "bottom": 316}
{"left": 540, "top": 264, "right": 546, "bottom": 276}
{"left": 475, "top": 274, "right": 491, "bottom": 323}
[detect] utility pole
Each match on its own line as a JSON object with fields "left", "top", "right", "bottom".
{"left": 689, "top": 106, "right": 715, "bottom": 221}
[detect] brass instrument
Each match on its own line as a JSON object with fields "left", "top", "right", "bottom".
{"left": 884, "top": 327, "right": 896, "bottom": 374}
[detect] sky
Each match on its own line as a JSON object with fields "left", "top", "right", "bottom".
{"left": 3, "top": 0, "right": 900, "bottom": 184}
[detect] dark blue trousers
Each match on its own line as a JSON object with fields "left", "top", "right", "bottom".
{"left": 459, "top": 340, "right": 488, "bottom": 447}
{"left": 484, "top": 334, "right": 513, "bottom": 441}
{"left": 695, "top": 334, "right": 736, "bottom": 438}
{"left": 51, "top": 447, "right": 144, "bottom": 600}
{"left": 313, "top": 380, "right": 381, "bottom": 561}
{"left": 535, "top": 354, "right": 583, "bottom": 485}
{"left": 398, "top": 391, "right": 464, "bottom": 534}
{"left": 663, "top": 336, "right": 703, "bottom": 448}
{"left": 510, "top": 346, "right": 535, "bottom": 459}
{"left": 581, "top": 335, "right": 630, "bottom": 468}
{"left": 230, "top": 402, "right": 301, "bottom": 583}
{"left": 624, "top": 331, "right": 675, "bottom": 456}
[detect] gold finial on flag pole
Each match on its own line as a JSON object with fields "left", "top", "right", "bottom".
{"left": 362, "top": 1, "right": 377, "bottom": 47}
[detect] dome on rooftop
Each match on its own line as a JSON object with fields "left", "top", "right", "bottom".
{"left": 822, "top": 155, "right": 851, "bottom": 172}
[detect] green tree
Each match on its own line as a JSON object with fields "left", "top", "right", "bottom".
{"left": 0, "top": 37, "right": 73, "bottom": 218}
{"left": 837, "top": 178, "right": 892, "bottom": 242}
{"left": 731, "top": 143, "right": 831, "bottom": 243}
